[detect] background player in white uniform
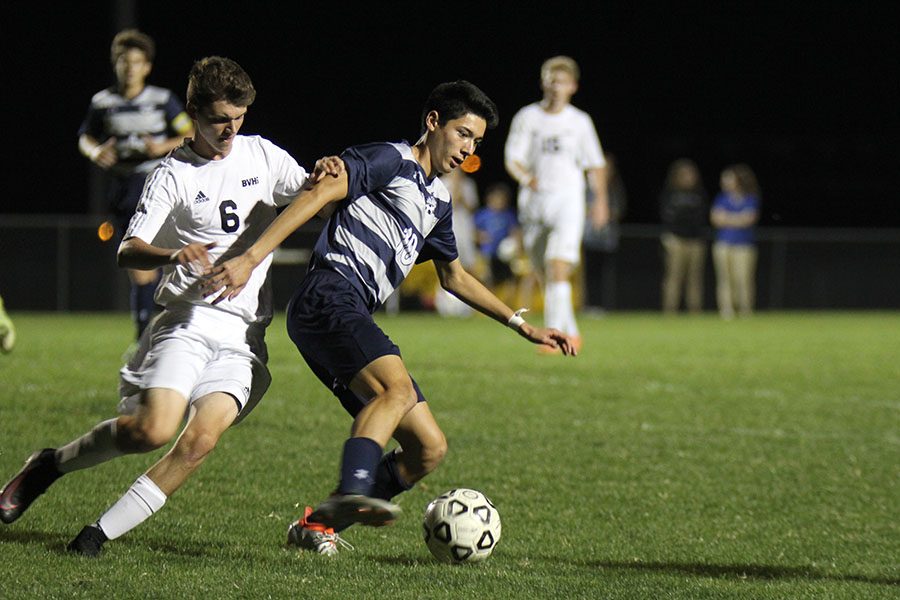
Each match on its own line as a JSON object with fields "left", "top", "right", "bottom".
{"left": 0, "top": 57, "right": 341, "bottom": 556}
{"left": 206, "top": 81, "right": 577, "bottom": 555}
{"left": 505, "top": 56, "right": 609, "bottom": 352}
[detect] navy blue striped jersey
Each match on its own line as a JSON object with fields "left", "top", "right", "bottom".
{"left": 309, "top": 141, "right": 458, "bottom": 312}
{"left": 78, "top": 85, "right": 191, "bottom": 176}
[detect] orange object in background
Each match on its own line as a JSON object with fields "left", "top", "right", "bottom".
{"left": 460, "top": 155, "right": 481, "bottom": 173}
{"left": 97, "top": 221, "right": 115, "bottom": 242}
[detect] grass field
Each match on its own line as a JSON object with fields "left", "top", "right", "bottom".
{"left": 0, "top": 311, "right": 897, "bottom": 599}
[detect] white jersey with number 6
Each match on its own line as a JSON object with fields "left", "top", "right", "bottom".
{"left": 125, "top": 135, "right": 309, "bottom": 323}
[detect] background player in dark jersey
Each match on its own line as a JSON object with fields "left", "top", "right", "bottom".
{"left": 77, "top": 29, "right": 194, "bottom": 341}
{"left": 206, "top": 81, "right": 577, "bottom": 554}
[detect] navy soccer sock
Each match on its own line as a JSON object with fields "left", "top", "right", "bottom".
{"left": 371, "top": 449, "right": 413, "bottom": 501}
{"left": 132, "top": 281, "right": 157, "bottom": 338}
{"left": 337, "top": 437, "right": 383, "bottom": 496}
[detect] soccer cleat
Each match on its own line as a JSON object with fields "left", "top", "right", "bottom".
{"left": 286, "top": 506, "right": 353, "bottom": 556}
{"left": 67, "top": 524, "right": 108, "bottom": 557}
{"left": 307, "top": 494, "right": 401, "bottom": 529}
{"left": 0, "top": 448, "right": 62, "bottom": 524}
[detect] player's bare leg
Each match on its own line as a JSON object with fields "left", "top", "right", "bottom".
{"left": 1, "top": 388, "right": 187, "bottom": 525}
{"left": 349, "top": 355, "right": 420, "bottom": 447}
{"left": 69, "top": 392, "right": 237, "bottom": 556}
{"left": 307, "top": 355, "right": 416, "bottom": 528}
{"left": 388, "top": 403, "right": 447, "bottom": 486}
{"left": 143, "top": 392, "right": 238, "bottom": 495}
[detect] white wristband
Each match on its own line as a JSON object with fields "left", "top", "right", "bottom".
{"left": 507, "top": 308, "right": 528, "bottom": 330}
{"left": 89, "top": 145, "right": 103, "bottom": 161}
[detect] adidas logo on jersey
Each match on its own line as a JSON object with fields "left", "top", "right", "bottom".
{"left": 194, "top": 191, "right": 211, "bottom": 204}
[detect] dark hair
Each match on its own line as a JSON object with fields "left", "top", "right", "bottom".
{"left": 421, "top": 80, "right": 499, "bottom": 134}
{"left": 485, "top": 181, "right": 512, "bottom": 199}
{"left": 664, "top": 158, "right": 704, "bottom": 193}
{"left": 186, "top": 56, "right": 256, "bottom": 115}
{"left": 110, "top": 29, "right": 155, "bottom": 64}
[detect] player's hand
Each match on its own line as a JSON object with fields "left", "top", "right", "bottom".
{"left": 92, "top": 138, "right": 118, "bottom": 169}
{"left": 171, "top": 241, "right": 216, "bottom": 276}
{"left": 203, "top": 254, "right": 255, "bottom": 304}
{"left": 142, "top": 136, "right": 168, "bottom": 158}
{"left": 518, "top": 323, "right": 578, "bottom": 356}
{"left": 310, "top": 156, "right": 345, "bottom": 184}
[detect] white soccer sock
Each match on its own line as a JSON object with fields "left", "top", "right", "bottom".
{"left": 543, "top": 282, "right": 562, "bottom": 331}
{"left": 546, "top": 281, "right": 579, "bottom": 336}
{"left": 97, "top": 475, "right": 167, "bottom": 540}
{"left": 55, "top": 418, "right": 125, "bottom": 474}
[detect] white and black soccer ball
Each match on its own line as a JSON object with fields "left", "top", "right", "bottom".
{"left": 422, "top": 488, "right": 501, "bottom": 563}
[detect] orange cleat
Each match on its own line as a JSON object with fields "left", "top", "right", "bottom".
{"left": 287, "top": 506, "right": 353, "bottom": 556}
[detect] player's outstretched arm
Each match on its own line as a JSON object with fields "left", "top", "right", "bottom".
{"left": 434, "top": 259, "right": 577, "bottom": 356}
{"left": 119, "top": 236, "right": 216, "bottom": 273}
{"left": 204, "top": 170, "right": 349, "bottom": 303}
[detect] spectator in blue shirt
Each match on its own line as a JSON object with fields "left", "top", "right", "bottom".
{"left": 474, "top": 182, "right": 520, "bottom": 304}
{"left": 711, "top": 164, "right": 760, "bottom": 319}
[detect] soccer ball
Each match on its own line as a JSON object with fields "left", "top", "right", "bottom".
{"left": 422, "top": 488, "right": 501, "bottom": 563}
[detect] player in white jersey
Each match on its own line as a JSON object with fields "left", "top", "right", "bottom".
{"left": 206, "top": 81, "right": 577, "bottom": 553}
{"left": 505, "top": 56, "right": 609, "bottom": 352}
{"left": 0, "top": 57, "right": 342, "bottom": 557}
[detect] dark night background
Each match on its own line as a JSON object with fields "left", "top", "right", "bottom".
{"left": 2, "top": 1, "right": 898, "bottom": 227}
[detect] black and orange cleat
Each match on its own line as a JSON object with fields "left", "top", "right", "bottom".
{"left": 0, "top": 448, "right": 61, "bottom": 524}
{"left": 287, "top": 506, "right": 353, "bottom": 556}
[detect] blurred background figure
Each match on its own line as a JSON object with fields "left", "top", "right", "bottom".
{"left": 474, "top": 182, "right": 521, "bottom": 307}
{"left": 583, "top": 154, "right": 627, "bottom": 313}
{"left": 660, "top": 158, "right": 708, "bottom": 314}
{"left": 435, "top": 168, "right": 480, "bottom": 317}
{"left": 505, "top": 56, "right": 608, "bottom": 353}
{"left": 0, "top": 293, "right": 15, "bottom": 353}
{"left": 711, "top": 164, "right": 761, "bottom": 319}
{"left": 77, "top": 29, "right": 193, "bottom": 342}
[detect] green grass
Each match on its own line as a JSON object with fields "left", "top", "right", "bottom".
{"left": 0, "top": 311, "right": 897, "bottom": 599}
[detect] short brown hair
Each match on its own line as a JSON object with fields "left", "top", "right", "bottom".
{"left": 541, "top": 56, "right": 580, "bottom": 82}
{"left": 110, "top": 29, "right": 155, "bottom": 64}
{"left": 186, "top": 56, "right": 256, "bottom": 115}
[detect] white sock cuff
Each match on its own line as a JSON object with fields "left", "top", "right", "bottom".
{"left": 133, "top": 475, "right": 168, "bottom": 510}
{"left": 97, "top": 475, "right": 167, "bottom": 540}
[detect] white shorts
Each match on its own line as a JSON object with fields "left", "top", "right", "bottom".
{"left": 518, "top": 191, "right": 585, "bottom": 266}
{"left": 118, "top": 304, "right": 271, "bottom": 424}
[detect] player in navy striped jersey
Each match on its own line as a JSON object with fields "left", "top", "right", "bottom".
{"left": 78, "top": 29, "right": 194, "bottom": 342}
{"left": 208, "top": 81, "right": 577, "bottom": 552}
{"left": 1, "top": 57, "right": 342, "bottom": 556}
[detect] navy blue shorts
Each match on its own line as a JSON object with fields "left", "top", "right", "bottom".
{"left": 108, "top": 171, "right": 151, "bottom": 241}
{"left": 286, "top": 268, "right": 425, "bottom": 417}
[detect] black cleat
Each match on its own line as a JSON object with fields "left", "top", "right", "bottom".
{"left": 0, "top": 448, "right": 62, "bottom": 524}
{"left": 67, "top": 524, "right": 108, "bottom": 557}
{"left": 308, "top": 494, "right": 401, "bottom": 529}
